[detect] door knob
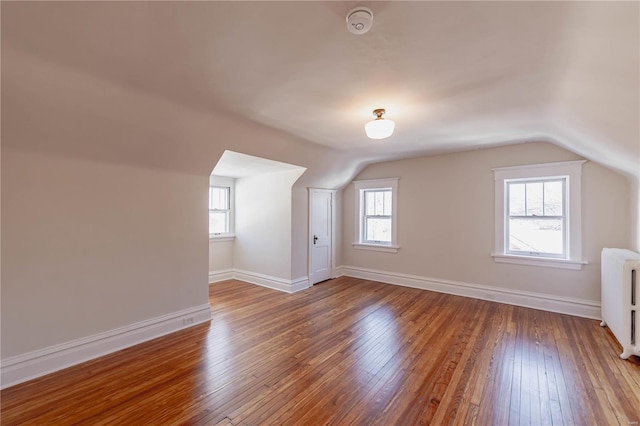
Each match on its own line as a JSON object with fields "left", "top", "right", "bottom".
{"left": 313, "top": 235, "right": 318, "bottom": 244}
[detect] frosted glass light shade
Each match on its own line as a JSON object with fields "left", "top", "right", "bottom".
{"left": 365, "top": 117, "right": 395, "bottom": 139}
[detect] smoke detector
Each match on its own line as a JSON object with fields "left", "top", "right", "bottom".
{"left": 346, "top": 7, "right": 374, "bottom": 35}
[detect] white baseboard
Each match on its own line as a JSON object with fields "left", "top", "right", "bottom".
{"left": 208, "top": 269, "right": 234, "bottom": 283}
{"left": 232, "top": 269, "right": 310, "bottom": 293}
{"left": 1, "top": 304, "right": 212, "bottom": 390}
{"left": 336, "top": 265, "right": 600, "bottom": 320}
{"left": 208, "top": 268, "right": 310, "bottom": 294}
{"left": 291, "top": 276, "right": 312, "bottom": 293}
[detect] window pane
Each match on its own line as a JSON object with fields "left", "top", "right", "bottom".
{"left": 209, "top": 211, "right": 228, "bottom": 234}
{"left": 526, "top": 182, "right": 543, "bottom": 216}
{"left": 508, "top": 218, "right": 563, "bottom": 255}
{"left": 210, "top": 187, "right": 229, "bottom": 210}
{"left": 365, "top": 218, "right": 391, "bottom": 242}
{"left": 383, "top": 191, "right": 392, "bottom": 215}
{"left": 365, "top": 191, "right": 375, "bottom": 215}
{"left": 543, "top": 181, "right": 563, "bottom": 216}
{"left": 508, "top": 183, "right": 525, "bottom": 216}
{"left": 374, "top": 192, "right": 384, "bottom": 215}
{"left": 364, "top": 190, "right": 392, "bottom": 216}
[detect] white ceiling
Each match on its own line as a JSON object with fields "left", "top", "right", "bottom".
{"left": 2, "top": 1, "right": 638, "bottom": 178}
{"left": 213, "top": 150, "right": 306, "bottom": 179}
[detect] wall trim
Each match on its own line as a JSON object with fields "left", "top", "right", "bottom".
{"left": 291, "top": 276, "right": 312, "bottom": 292}
{"left": 208, "top": 269, "right": 234, "bottom": 283}
{"left": 335, "top": 265, "right": 600, "bottom": 319}
{"left": 231, "top": 269, "right": 310, "bottom": 293}
{"left": 1, "top": 304, "right": 212, "bottom": 390}
{"left": 209, "top": 268, "right": 310, "bottom": 293}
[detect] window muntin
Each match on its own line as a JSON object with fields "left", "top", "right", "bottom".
{"left": 506, "top": 178, "right": 566, "bottom": 257}
{"left": 492, "top": 160, "right": 586, "bottom": 270}
{"left": 209, "top": 186, "right": 230, "bottom": 235}
{"left": 363, "top": 189, "right": 392, "bottom": 243}
{"left": 353, "top": 178, "right": 399, "bottom": 251}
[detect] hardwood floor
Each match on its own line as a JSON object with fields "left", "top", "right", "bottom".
{"left": 2, "top": 277, "right": 639, "bottom": 425}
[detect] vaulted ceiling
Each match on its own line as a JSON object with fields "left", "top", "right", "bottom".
{"left": 2, "top": 1, "right": 638, "bottom": 178}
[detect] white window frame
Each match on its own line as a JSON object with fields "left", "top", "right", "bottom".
{"left": 492, "top": 160, "right": 587, "bottom": 270}
{"left": 209, "top": 175, "right": 235, "bottom": 241}
{"left": 353, "top": 178, "right": 399, "bottom": 253}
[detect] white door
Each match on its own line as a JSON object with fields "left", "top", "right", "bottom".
{"left": 309, "top": 188, "right": 333, "bottom": 285}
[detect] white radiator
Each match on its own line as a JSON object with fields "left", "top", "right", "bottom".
{"left": 600, "top": 248, "right": 640, "bottom": 359}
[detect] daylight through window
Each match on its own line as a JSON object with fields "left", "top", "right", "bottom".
{"left": 506, "top": 178, "right": 565, "bottom": 257}
{"left": 209, "top": 186, "right": 230, "bottom": 235}
{"left": 363, "top": 189, "right": 393, "bottom": 243}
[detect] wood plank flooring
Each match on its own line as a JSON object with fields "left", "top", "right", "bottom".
{"left": 2, "top": 277, "right": 639, "bottom": 425}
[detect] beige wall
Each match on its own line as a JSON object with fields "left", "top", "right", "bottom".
{"left": 342, "top": 142, "right": 630, "bottom": 302}
{"left": 631, "top": 178, "right": 640, "bottom": 252}
{"left": 2, "top": 33, "right": 636, "bottom": 375}
{"left": 1, "top": 47, "right": 354, "bottom": 364}
{"left": 1, "top": 149, "right": 208, "bottom": 358}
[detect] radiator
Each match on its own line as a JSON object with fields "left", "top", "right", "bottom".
{"left": 600, "top": 248, "right": 640, "bottom": 359}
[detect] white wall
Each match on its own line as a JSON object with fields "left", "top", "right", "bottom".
{"left": 209, "top": 239, "right": 234, "bottom": 275}
{"left": 1, "top": 149, "right": 208, "bottom": 358}
{"left": 209, "top": 238, "right": 235, "bottom": 277}
{"left": 233, "top": 170, "right": 305, "bottom": 280}
{"left": 341, "top": 142, "right": 630, "bottom": 303}
{"left": 291, "top": 186, "right": 312, "bottom": 281}
{"left": 208, "top": 169, "right": 309, "bottom": 283}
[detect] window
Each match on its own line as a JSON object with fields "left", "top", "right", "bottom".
{"left": 209, "top": 186, "right": 230, "bottom": 235}
{"left": 353, "top": 178, "right": 399, "bottom": 252}
{"left": 507, "top": 179, "right": 565, "bottom": 257}
{"left": 209, "top": 175, "right": 235, "bottom": 239}
{"left": 493, "top": 160, "right": 587, "bottom": 270}
{"left": 363, "top": 189, "right": 393, "bottom": 243}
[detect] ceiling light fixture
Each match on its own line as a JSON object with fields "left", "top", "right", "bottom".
{"left": 364, "top": 109, "right": 395, "bottom": 139}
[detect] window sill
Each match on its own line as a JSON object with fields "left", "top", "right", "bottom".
{"left": 491, "top": 253, "right": 587, "bottom": 270}
{"left": 353, "top": 243, "right": 399, "bottom": 253}
{"left": 209, "top": 235, "right": 235, "bottom": 242}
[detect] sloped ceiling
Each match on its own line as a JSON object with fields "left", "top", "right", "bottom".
{"left": 2, "top": 1, "right": 638, "bottom": 178}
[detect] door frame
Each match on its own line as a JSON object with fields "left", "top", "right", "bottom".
{"left": 308, "top": 188, "right": 337, "bottom": 284}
